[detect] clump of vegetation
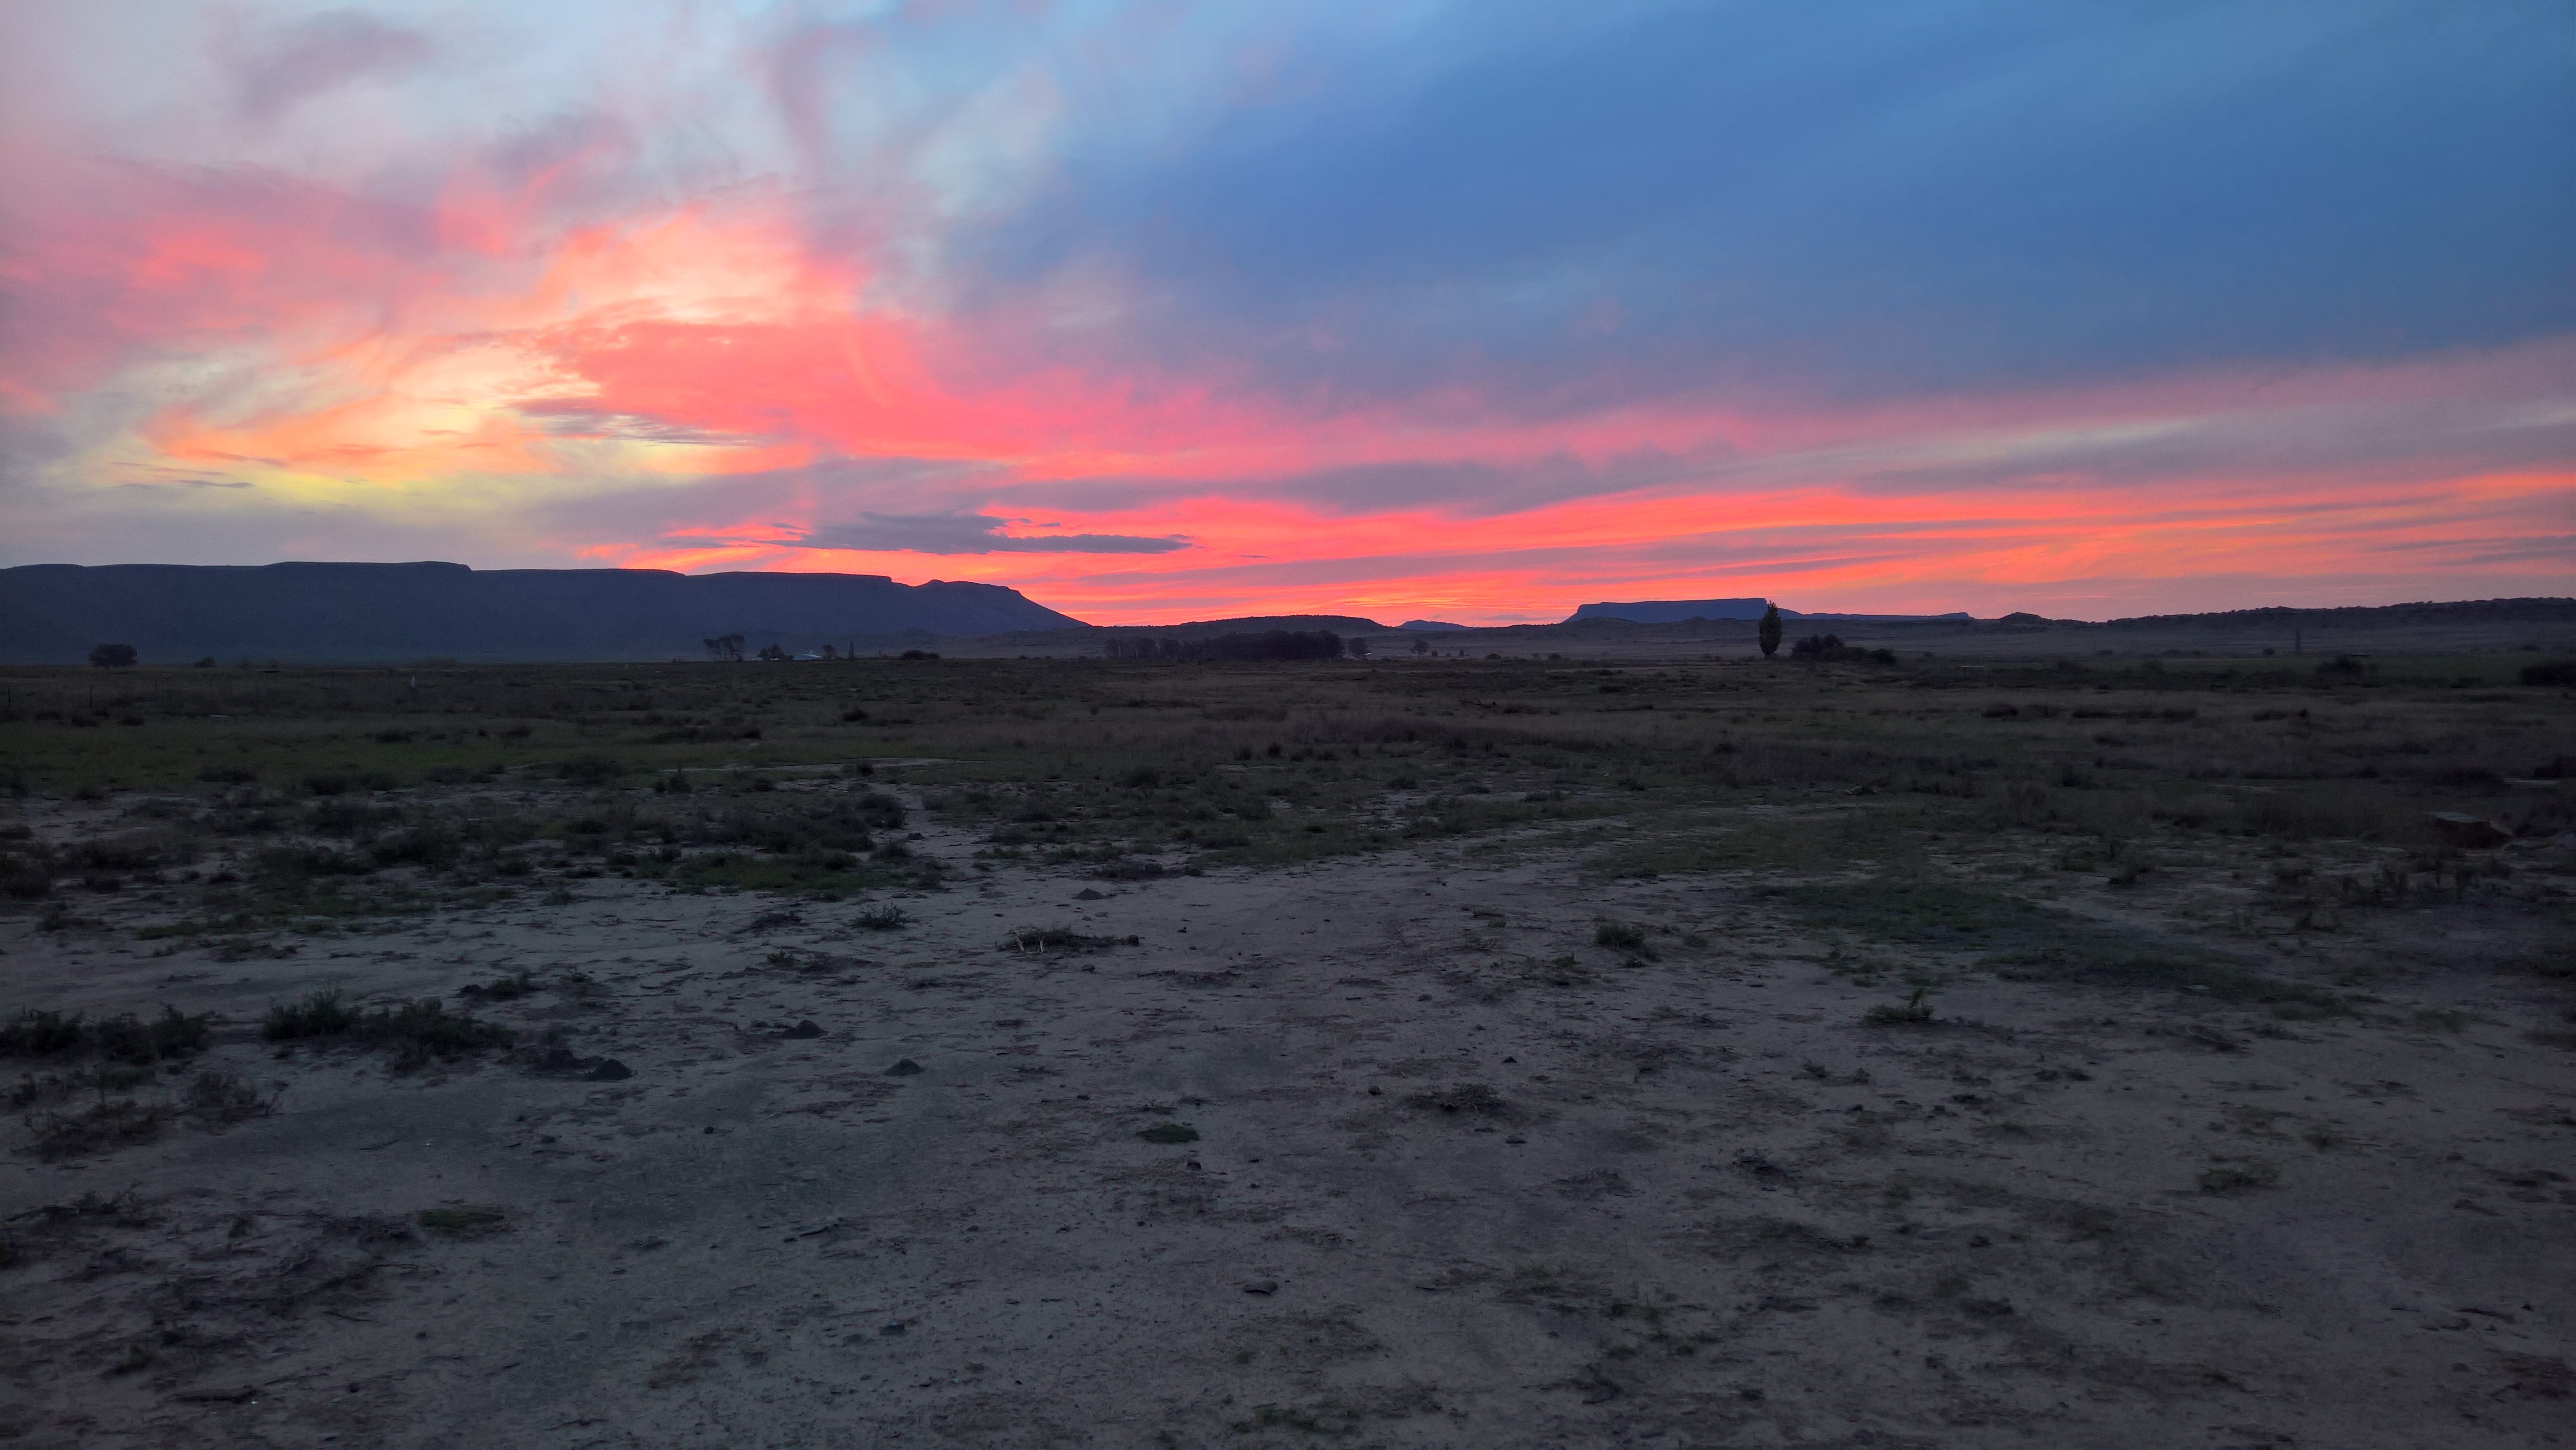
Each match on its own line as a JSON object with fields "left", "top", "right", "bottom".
{"left": 91, "top": 1007, "right": 212, "bottom": 1063}
{"left": 2198, "top": 1161, "right": 2280, "bottom": 1194}
{"left": 455, "top": 970, "right": 538, "bottom": 1002}
{"left": 261, "top": 989, "right": 512, "bottom": 1067}
{"left": 263, "top": 990, "right": 362, "bottom": 1040}
{"left": 1863, "top": 987, "right": 1936, "bottom": 1025}
{"left": 1137, "top": 1122, "right": 1200, "bottom": 1144}
{"left": 1789, "top": 634, "right": 1897, "bottom": 665}
{"left": 1402, "top": 1082, "right": 1520, "bottom": 1119}
{"left": 26, "top": 1098, "right": 163, "bottom": 1160}
{"left": 417, "top": 1205, "right": 509, "bottom": 1236}
{"left": 556, "top": 752, "right": 625, "bottom": 785}
{"left": 0, "top": 1009, "right": 86, "bottom": 1058}
{"left": 1593, "top": 919, "right": 1654, "bottom": 957}
{"left": 1100, "top": 629, "right": 1344, "bottom": 662}
{"left": 181, "top": 1071, "right": 273, "bottom": 1124}
{"left": 1002, "top": 925, "right": 1131, "bottom": 953}
{"left": 851, "top": 904, "right": 910, "bottom": 930}
{"left": 1, "top": 1006, "right": 212, "bottom": 1064}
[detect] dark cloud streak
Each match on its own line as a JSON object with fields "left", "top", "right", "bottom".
{"left": 795, "top": 512, "right": 1189, "bottom": 556}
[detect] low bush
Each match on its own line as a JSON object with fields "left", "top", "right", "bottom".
{"left": 262, "top": 989, "right": 511, "bottom": 1067}
{"left": 1863, "top": 988, "right": 1936, "bottom": 1025}
{"left": 264, "top": 989, "right": 361, "bottom": 1040}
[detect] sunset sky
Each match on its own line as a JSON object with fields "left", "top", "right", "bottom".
{"left": 1, "top": 2, "right": 2567, "bottom": 624}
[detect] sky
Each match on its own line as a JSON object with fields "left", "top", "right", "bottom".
{"left": 0, "top": 1, "right": 2568, "bottom": 625}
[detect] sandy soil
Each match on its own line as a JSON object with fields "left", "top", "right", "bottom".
{"left": 4, "top": 795, "right": 2573, "bottom": 1449}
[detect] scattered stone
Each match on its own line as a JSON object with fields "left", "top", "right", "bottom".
{"left": 783, "top": 1020, "right": 824, "bottom": 1039}
{"left": 886, "top": 1058, "right": 925, "bottom": 1075}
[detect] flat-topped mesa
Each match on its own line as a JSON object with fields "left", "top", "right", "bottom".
{"left": 0, "top": 562, "right": 1084, "bottom": 664}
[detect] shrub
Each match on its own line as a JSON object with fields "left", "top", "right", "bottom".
{"left": 2522, "top": 658, "right": 2576, "bottom": 688}
{"left": 1787, "top": 634, "right": 1894, "bottom": 664}
{"left": 265, "top": 990, "right": 360, "bottom": 1040}
{"left": 0, "top": 1009, "right": 85, "bottom": 1057}
{"left": 1863, "top": 987, "right": 1935, "bottom": 1025}
{"left": 417, "top": 1206, "right": 508, "bottom": 1236}
{"left": 90, "top": 1007, "right": 211, "bottom": 1064}
{"left": 27, "top": 1099, "right": 160, "bottom": 1159}
{"left": 2198, "top": 1161, "right": 2279, "bottom": 1194}
{"left": 261, "top": 990, "right": 511, "bottom": 1067}
{"left": 0, "top": 855, "right": 51, "bottom": 900}
{"left": 182, "top": 1071, "right": 271, "bottom": 1123}
{"left": 1594, "top": 920, "right": 1649, "bottom": 951}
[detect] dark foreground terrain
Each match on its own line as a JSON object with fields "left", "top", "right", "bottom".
{"left": 2, "top": 642, "right": 2571, "bottom": 1448}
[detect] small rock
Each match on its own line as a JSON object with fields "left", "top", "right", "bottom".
{"left": 585, "top": 1059, "right": 633, "bottom": 1081}
{"left": 783, "top": 1020, "right": 824, "bottom": 1039}
{"left": 886, "top": 1058, "right": 925, "bottom": 1076}
{"left": 880, "top": 1320, "right": 906, "bottom": 1335}
{"left": 1073, "top": 888, "right": 1105, "bottom": 901}
{"left": 792, "top": 1216, "right": 845, "bottom": 1238}
{"left": 1242, "top": 1280, "right": 1278, "bottom": 1295}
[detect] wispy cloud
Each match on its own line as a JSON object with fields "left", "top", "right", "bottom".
{"left": 227, "top": 11, "right": 436, "bottom": 125}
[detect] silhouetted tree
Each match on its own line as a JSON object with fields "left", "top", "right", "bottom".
{"left": 1758, "top": 604, "right": 1782, "bottom": 659}
{"left": 88, "top": 644, "right": 137, "bottom": 668}
{"left": 1346, "top": 637, "right": 1372, "bottom": 660}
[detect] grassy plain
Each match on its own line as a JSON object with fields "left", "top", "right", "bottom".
{"left": 1, "top": 647, "right": 2571, "bottom": 1447}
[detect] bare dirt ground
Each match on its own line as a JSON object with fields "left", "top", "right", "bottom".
{"left": 5, "top": 787, "right": 2572, "bottom": 1450}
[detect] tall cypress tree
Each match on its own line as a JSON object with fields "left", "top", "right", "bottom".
{"left": 1758, "top": 603, "right": 1783, "bottom": 658}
